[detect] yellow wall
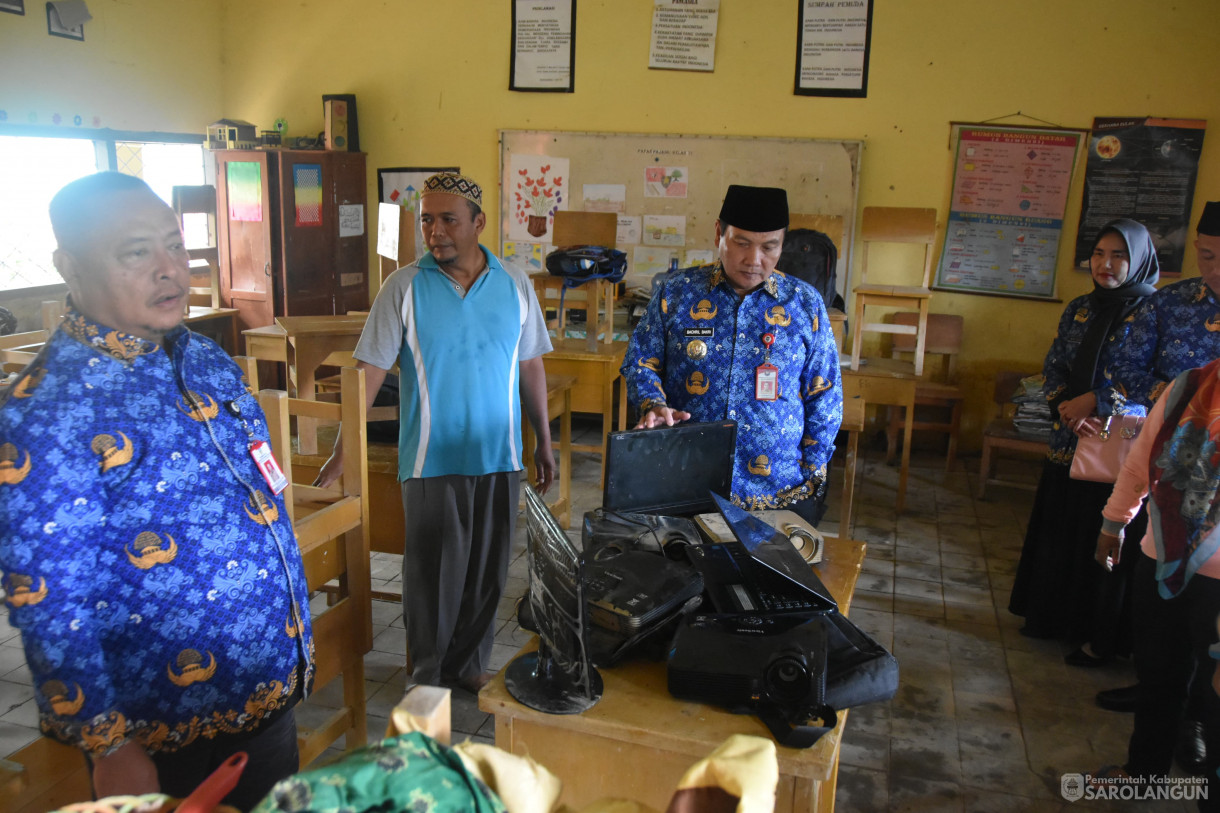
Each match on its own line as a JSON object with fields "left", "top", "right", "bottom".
{"left": 216, "top": 0, "right": 1220, "bottom": 446}
{"left": 0, "top": 0, "right": 222, "bottom": 132}
{"left": 4, "top": 0, "right": 1219, "bottom": 448}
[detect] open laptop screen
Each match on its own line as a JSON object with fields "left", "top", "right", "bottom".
{"left": 602, "top": 421, "right": 737, "bottom": 516}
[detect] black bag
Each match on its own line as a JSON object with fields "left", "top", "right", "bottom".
{"left": 822, "top": 610, "right": 899, "bottom": 710}
{"left": 546, "top": 245, "right": 627, "bottom": 287}
{"left": 777, "top": 228, "right": 843, "bottom": 311}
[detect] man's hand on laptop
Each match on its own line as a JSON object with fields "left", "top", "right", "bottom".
{"left": 636, "top": 405, "right": 693, "bottom": 429}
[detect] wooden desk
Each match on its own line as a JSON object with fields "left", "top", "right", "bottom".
{"left": 523, "top": 374, "right": 576, "bottom": 529}
{"left": 531, "top": 273, "right": 618, "bottom": 352}
{"left": 184, "top": 305, "right": 240, "bottom": 354}
{"left": 543, "top": 338, "right": 627, "bottom": 478}
{"left": 479, "top": 536, "right": 866, "bottom": 813}
{"left": 243, "top": 315, "right": 368, "bottom": 454}
{"left": 842, "top": 364, "right": 915, "bottom": 513}
{"left": 837, "top": 394, "right": 865, "bottom": 539}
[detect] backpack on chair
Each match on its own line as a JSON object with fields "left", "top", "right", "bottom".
{"left": 777, "top": 229, "right": 843, "bottom": 311}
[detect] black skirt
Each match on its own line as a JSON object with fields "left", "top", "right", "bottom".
{"left": 1009, "top": 459, "right": 1122, "bottom": 642}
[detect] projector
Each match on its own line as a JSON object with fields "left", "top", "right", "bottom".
{"left": 667, "top": 612, "right": 830, "bottom": 720}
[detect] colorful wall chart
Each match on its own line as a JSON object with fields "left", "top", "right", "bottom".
{"left": 935, "top": 126, "right": 1082, "bottom": 299}
{"left": 226, "top": 162, "right": 262, "bottom": 222}
{"left": 293, "top": 164, "right": 323, "bottom": 227}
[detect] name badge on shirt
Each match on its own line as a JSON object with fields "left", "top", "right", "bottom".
{"left": 755, "top": 363, "right": 779, "bottom": 401}
{"left": 250, "top": 441, "right": 289, "bottom": 495}
{"left": 683, "top": 327, "right": 715, "bottom": 338}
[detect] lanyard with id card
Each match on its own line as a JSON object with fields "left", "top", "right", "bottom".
{"left": 250, "top": 440, "right": 289, "bottom": 495}
{"left": 756, "top": 332, "right": 779, "bottom": 401}
{"left": 222, "top": 395, "right": 290, "bottom": 496}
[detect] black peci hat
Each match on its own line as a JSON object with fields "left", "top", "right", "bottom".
{"left": 718, "top": 185, "right": 789, "bottom": 233}
{"left": 1197, "top": 201, "right": 1220, "bottom": 237}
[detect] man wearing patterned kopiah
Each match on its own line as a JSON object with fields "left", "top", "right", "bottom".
{"left": 0, "top": 172, "right": 313, "bottom": 810}
{"left": 622, "top": 184, "right": 843, "bottom": 524}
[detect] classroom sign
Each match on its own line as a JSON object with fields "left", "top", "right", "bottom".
{"left": 935, "top": 126, "right": 1082, "bottom": 300}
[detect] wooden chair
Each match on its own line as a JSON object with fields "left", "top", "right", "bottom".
{"left": 534, "top": 210, "right": 620, "bottom": 351}
{"left": 172, "top": 185, "right": 222, "bottom": 309}
{"left": 849, "top": 207, "right": 938, "bottom": 376}
{"left": 41, "top": 300, "right": 65, "bottom": 331}
{"left": 0, "top": 329, "right": 49, "bottom": 366}
{"left": 257, "top": 365, "right": 374, "bottom": 764}
{"left": 842, "top": 370, "right": 916, "bottom": 513}
{"left": 885, "top": 312, "right": 965, "bottom": 470}
{"left": 977, "top": 370, "right": 1045, "bottom": 499}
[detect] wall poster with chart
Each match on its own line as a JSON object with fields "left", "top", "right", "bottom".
{"left": 935, "top": 125, "right": 1084, "bottom": 300}
{"left": 499, "top": 129, "right": 862, "bottom": 298}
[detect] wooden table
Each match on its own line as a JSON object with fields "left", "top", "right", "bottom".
{"left": 184, "top": 305, "right": 240, "bottom": 353}
{"left": 531, "top": 273, "right": 618, "bottom": 353}
{"left": 479, "top": 536, "right": 866, "bottom": 813}
{"left": 523, "top": 374, "right": 576, "bottom": 529}
{"left": 842, "top": 363, "right": 916, "bottom": 514}
{"left": 243, "top": 315, "right": 368, "bottom": 454}
{"left": 543, "top": 338, "right": 628, "bottom": 480}
{"left": 837, "top": 394, "right": 865, "bottom": 539}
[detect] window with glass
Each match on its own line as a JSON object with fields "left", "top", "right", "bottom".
{"left": 0, "top": 131, "right": 206, "bottom": 292}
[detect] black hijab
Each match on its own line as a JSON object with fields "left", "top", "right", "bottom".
{"left": 1065, "top": 218, "right": 1160, "bottom": 400}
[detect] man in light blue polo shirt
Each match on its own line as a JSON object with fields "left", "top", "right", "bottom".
{"left": 317, "top": 172, "right": 554, "bottom": 693}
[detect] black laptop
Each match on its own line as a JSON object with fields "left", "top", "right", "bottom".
{"left": 685, "top": 493, "right": 838, "bottom": 616}
{"left": 602, "top": 421, "right": 737, "bottom": 516}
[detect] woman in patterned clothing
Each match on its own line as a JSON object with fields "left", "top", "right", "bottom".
{"left": 1009, "top": 219, "right": 1159, "bottom": 653}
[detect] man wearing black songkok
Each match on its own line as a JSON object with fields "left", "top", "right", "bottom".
{"left": 621, "top": 185, "right": 843, "bottom": 525}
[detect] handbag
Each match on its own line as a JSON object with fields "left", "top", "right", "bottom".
{"left": 1069, "top": 414, "right": 1145, "bottom": 483}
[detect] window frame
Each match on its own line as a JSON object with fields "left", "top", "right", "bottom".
{"left": 0, "top": 124, "right": 211, "bottom": 295}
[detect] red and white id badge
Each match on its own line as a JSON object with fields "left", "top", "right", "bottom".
{"left": 250, "top": 440, "right": 289, "bottom": 495}
{"left": 755, "top": 363, "right": 779, "bottom": 401}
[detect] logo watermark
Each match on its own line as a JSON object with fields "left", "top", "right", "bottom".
{"left": 1060, "top": 772, "right": 1208, "bottom": 802}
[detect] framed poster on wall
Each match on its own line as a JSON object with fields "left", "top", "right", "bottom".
{"left": 510, "top": 0, "right": 576, "bottom": 92}
{"left": 934, "top": 125, "right": 1084, "bottom": 300}
{"left": 1074, "top": 117, "right": 1206, "bottom": 277}
{"left": 795, "top": 0, "right": 873, "bottom": 97}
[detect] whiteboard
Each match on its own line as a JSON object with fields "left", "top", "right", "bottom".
{"left": 499, "top": 129, "right": 862, "bottom": 295}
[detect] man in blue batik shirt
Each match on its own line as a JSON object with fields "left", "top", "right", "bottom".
{"left": 1112, "top": 201, "right": 1220, "bottom": 408}
{"left": 0, "top": 173, "right": 312, "bottom": 809}
{"left": 622, "top": 185, "right": 843, "bottom": 523}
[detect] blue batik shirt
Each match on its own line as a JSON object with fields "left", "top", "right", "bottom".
{"left": 1111, "top": 277, "right": 1220, "bottom": 408}
{"left": 1041, "top": 294, "right": 1145, "bottom": 464}
{"left": 0, "top": 311, "right": 314, "bottom": 757}
{"left": 622, "top": 263, "right": 843, "bottom": 510}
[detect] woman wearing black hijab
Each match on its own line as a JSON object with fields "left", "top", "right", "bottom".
{"left": 1009, "top": 219, "right": 1160, "bottom": 652}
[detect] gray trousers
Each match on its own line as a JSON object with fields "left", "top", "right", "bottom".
{"left": 401, "top": 471, "right": 520, "bottom": 685}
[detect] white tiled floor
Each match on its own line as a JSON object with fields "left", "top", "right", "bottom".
{"left": 0, "top": 420, "right": 1200, "bottom": 810}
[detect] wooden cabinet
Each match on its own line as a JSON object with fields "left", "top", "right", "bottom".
{"left": 213, "top": 150, "right": 369, "bottom": 333}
